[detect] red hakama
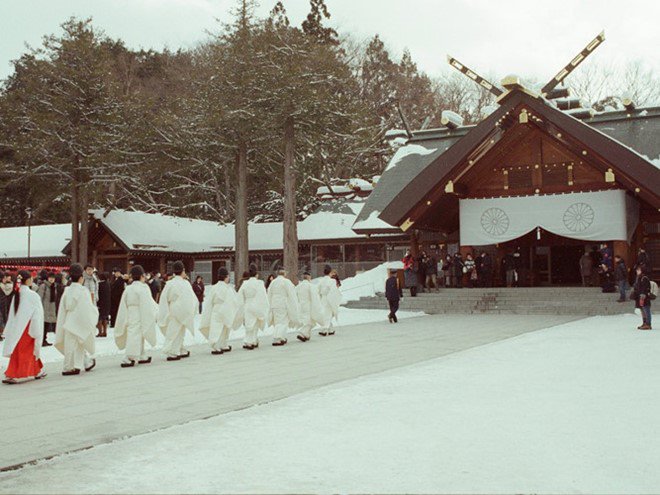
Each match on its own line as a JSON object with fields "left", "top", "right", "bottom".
{"left": 5, "top": 322, "right": 43, "bottom": 379}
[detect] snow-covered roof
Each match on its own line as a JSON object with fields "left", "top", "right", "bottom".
{"left": 0, "top": 224, "right": 71, "bottom": 259}
{"left": 87, "top": 201, "right": 385, "bottom": 255}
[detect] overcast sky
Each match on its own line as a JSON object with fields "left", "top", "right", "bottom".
{"left": 1, "top": 0, "right": 659, "bottom": 83}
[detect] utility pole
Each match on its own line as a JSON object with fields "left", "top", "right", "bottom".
{"left": 25, "top": 207, "right": 33, "bottom": 265}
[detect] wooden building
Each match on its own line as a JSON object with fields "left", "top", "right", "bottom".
{"left": 354, "top": 82, "right": 660, "bottom": 285}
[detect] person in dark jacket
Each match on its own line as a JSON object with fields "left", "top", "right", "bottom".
{"left": 425, "top": 255, "right": 438, "bottom": 292}
{"left": 613, "top": 255, "right": 629, "bottom": 302}
{"left": 148, "top": 272, "right": 161, "bottom": 302}
{"left": 192, "top": 276, "right": 205, "bottom": 313}
{"left": 479, "top": 252, "right": 493, "bottom": 287}
{"left": 635, "top": 247, "right": 650, "bottom": 270}
{"left": 385, "top": 270, "right": 400, "bottom": 323}
{"left": 600, "top": 263, "right": 616, "bottom": 293}
{"left": 633, "top": 264, "right": 652, "bottom": 330}
{"left": 452, "top": 253, "right": 464, "bottom": 288}
{"left": 110, "top": 268, "right": 126, "bottom": 328}
{"left": 96, "top": 272, "right": 112, "bottom": 337}
{"left": 0, "top": 271, "right": 13, "bottom": 341}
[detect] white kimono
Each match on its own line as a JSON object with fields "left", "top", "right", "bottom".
{"left": 200, "top": 281, "right": 242, "bottom": 351}
{"left": 296, "top": 279, "right": 323, "bottom": 339}
{"left": 318, "top": 276, "right": 342, "bottom": 332}
{"left": 114, "top": 281, "right": 158, "bottom": 362}
{"left": 157, "top": 276, "right": 197, "bottom": 358}
{"left": 55, "top": 283, "right": 98, "bottom": 372}
{"left": 267, "top": 276, "right": 300, "bottom": 342}
{"left": 238, "top": 277, "right": 269, "bottom": 346}
{"left": 2, "top": 286, "right": 44, "bottom": 360}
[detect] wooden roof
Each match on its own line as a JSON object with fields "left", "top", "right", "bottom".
{"left": 355, "top": 89, "right": 660, "bottom": 233}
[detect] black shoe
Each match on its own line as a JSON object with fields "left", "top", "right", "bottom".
{"left": 121, "top": 360, "right": 136, "bottom": 368}
{"left": 2, "top": 378, "right": 18, "bottom": 384}
{"left": 296, "top": 335, "right": 308, "bottom": 342}
{"left": 179, "top": 351, "right": 190, "bottom": 359}
{"left": 243, "top": 344, "right": 256, "bottom": 350}
{"left": 221, "top": 346, "right": 232, "bottom": 353}
{"left": 42, "top": 341, "right": 52, "bottom": 347}
{"left": 328, "top": 331, "right": 335, "bottom": 336}
{"left": 35, "top": 372, "right": 47, "bottom": 380}
{"left": 211, "top": 349, "right": 224, "bottom": 355}
{"left": 167, "top": 355, "right": 181, "bottom": 361}
{"left": 319, "top": 332, "right": 328, "bottom": 336}
{"left": 242, "top": 344, "right": 251, "bottom": 350}
{"left": 388, "top": 316, "right": 393, "bottom": 323}
{"left": 62, "top": 369, "right": 81, "bottom": 376}
{"left": 393, "top": 315, "right": 398, "bottom": 323}
{"left": 138, "top": 357, "right": 152, "bottom": 364}
{"left": 272, "top": 339, "right": 287, "bottom": 347}
{"left": 85, "top": 359, "right": 96, "bottom": 372}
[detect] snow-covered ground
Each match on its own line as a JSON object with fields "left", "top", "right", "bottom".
{"left": 338, "top": 260, "right": 403, "bottom": 303}
{"left": 1, "top": 313, "right": 658, "bottom": 494}
{"left": 1, "top": 306, "right": 422, "bottom": 366}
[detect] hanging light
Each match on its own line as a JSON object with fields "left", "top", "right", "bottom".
{"left": 536, "top": 227, "right": 541, "bottom": 240}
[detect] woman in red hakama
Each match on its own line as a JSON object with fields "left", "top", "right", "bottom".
{"left": 2, "top": 271, "right": 46, "bottom": 384}
{"left": 5, "top": 322, "right": 43, "bottom": 380}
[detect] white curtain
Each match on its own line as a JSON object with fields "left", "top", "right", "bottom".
{"left": 459, "top": 190, "right": 638, "bottom": 246}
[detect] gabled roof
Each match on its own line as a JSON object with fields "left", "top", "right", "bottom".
{"left": 356, "top": 90, "right": 660, "bottom": 233}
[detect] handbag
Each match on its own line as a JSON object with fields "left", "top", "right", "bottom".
{"left": 462, "top": 266, "right": 468, "bottom": 274}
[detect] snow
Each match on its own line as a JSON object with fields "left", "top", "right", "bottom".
{"left": 0, "top": 223, "right": 71, "bottom": 259}
{"left": 383, "top": 143, "right": 439, "bottom": 172}
{"left": 339, "top": 260, "right": 403, "bottom": 303}
{"left": 85, "top": 204, "right": 376, "bottom": 254}
{"left": 0, "top": 305, "right": 422, "bottom": 368}
{"left": 351, "top": 209, "right": 396, "bottom": 232}
{"left": 3, "top": 314, "right": 659, "bottom": 494}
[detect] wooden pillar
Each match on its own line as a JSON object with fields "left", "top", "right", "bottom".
{"left": 613, "top": 240, "right": 632, "bottom": 268}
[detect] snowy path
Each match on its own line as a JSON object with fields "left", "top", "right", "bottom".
{"left": 0, "top": 313, "right": 572, "bottom": 473}
{"left": 1, "top": 314, "right": 658, "bottom": 495}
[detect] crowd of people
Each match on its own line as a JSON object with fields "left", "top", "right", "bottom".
{"left": 402, "top": 248, "right": 520, "bottom": 294}
{"left": 1, "top": 262, "right": 342, "bottom": 385}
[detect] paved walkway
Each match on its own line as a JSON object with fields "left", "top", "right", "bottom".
{"left": 0, "top": 314, "right": 577, "bottom": 469}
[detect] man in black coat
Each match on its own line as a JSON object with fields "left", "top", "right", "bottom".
{"left": 480, "top": 252, "right": 494, "bottom": 287}
{"left": 110, "top": 267, "right": 126, "bottom": 328}
{"left": 385, "top": 269, "right": 400, "bottom": 323}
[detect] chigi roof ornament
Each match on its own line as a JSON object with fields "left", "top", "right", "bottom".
{"left": 447, "top": 31, "right": 606, "bottom": 104}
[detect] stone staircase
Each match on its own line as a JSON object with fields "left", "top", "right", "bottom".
{"left": 345, "top": 287, "right": 633, "bottom": 316}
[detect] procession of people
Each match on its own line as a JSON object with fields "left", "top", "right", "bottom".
{"left": 1, "top": 243, "right": 656, "bottom": 385}
{"left": 1, "top": 261, "right": 342, "bottom": 385}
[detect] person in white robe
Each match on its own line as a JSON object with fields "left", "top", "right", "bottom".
{"left": 317, "top": 265, "right": 342, "bottom": 336}
{"left": 55, "top": 264, "right": 98, "bottom": 375}
{"left": 200, "top": 267, "right": 242, "bottom": 354}
{"left": 267, "top": 269, "right": 300, "bottom": 346}
{"left": 238, "top": 267, "right": 269, "bottom": 350}
{"left": 296, "top": 271, "right": 323, "bottom": 342}
{"left": 157, "top": 261, "right": 197, "bottom": 361}
{"left": 114, "top": 265, "right": 158, "bottom": 367}
{"left": 2, "top": 270, "right": 46, "bottom": 384}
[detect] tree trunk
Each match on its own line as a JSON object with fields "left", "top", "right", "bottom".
{"left": 283, "top": 115, "right": 299, "bottom": 283}
{"left": 79, "top": 188, "right": 89, "bottom": 265}
{"left": 234, "top": 140, "right": 249, "bottom": 283}
{"left": 71, "top": 182, "right": 79, "bottom": 265}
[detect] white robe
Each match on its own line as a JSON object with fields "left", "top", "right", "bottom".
{"left": 296, "top": 279, "right": 323, "bottom": 330}
{"left": 55, "top": 283, "right": 98, "bottom": 370}
{"left": 238, "top": 278, "right": 269, "bottom": 331}
{"left": 268, "top": 276, "right": 300, "bottom": 340}
{"left": 2, "top": 286, "right": 44, "bottom": 359}
{"left": 158, "top": 276, "right": 197, "bottom": 356}
{"left": 317, "top": 276, "right": 342, "bottom": 329}
{"left": 199, "top": 281, "right": 242, "bottom": 349}
{"left": 114, "top": 282, "right": 158, "bottom": 359}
